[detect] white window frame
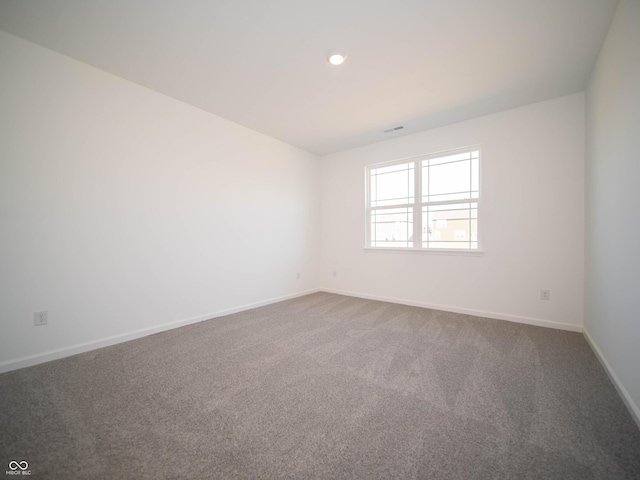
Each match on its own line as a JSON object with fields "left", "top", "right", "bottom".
{"left": 365, "top": 146, "right": 482, "bottom": 254}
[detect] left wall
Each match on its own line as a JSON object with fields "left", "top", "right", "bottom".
{"left": 0, "top": 31, "right": 321, "bottom": 371}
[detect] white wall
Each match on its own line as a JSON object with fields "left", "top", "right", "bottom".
{"left": 0, "top": 31, "right": 320, "bottom": 370}
{"left": 585, "top": 0, "right": 640, "bottom": 424}
{"left": 321, "top": 93, "right": 585, "bottom": 330}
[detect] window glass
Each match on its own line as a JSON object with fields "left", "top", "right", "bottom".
{"left": 370, "top": 162, "right": 414, "bottom": 207}
{"left": 367, "top": 147, "right": 480, "bottom": 251}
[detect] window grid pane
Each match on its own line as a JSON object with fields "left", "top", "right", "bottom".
{"left": 422, "top": 150, "right": 479, "bottom": 204}
{"left": 371, "top": 207, "right": 413, "bottom": 248}
{"left": 371, "top": 162, "right": 414, "bottom": 207}
{"left": 422, "top": 203, "right": 478, "bottom": 249}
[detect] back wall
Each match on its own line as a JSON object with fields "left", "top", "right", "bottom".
{"left": 321, "top": 93, "right": 585, "bottom": 330}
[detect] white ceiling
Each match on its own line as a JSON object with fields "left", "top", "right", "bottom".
{"left": 0, "top": 0, "right": 618, "bottom": 155}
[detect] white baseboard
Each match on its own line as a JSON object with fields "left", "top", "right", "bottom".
{"left": 6, "top": 287, "right": 637, "bottom": 430}
{"left": 0, "top": 288, "right": 320, "bottom": 374}
{"left": 583, "top": 327, "right": 640, "bottom": 429}
{"left": 320, "top": 288, "right": 583, "bottom": 332}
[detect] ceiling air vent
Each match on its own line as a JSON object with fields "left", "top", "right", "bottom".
{"left": 384, "top": 126, "right": 404, "bottom": 133}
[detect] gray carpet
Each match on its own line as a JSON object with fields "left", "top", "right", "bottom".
{"left": 1, "top": 292, "right": 639, "bottom": 479}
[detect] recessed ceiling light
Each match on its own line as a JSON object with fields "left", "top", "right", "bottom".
{"left": 327, "top": 52, "right": 346, "bottom": 66}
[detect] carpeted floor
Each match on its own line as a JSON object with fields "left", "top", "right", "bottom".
{"left": 1, "top": 292, "right": 639, "bottom": 479}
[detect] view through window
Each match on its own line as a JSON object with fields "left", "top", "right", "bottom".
{"left": 366, "top": 147, "right": 480, "bottom": 250}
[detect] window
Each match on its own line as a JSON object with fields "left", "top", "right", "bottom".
{"left": 366, "top": 147, "right": 480, "bottom": 251}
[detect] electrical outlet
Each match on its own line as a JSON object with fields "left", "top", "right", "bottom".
{"left": 333, "top": 270, "right": 337, "bottom": 277}
{"left": 296, "top": 272, "right": 301, "bottom": 280}
{"left": 34, "top": 311, "right": 48, "bottom": 326}
{"left": 540, "top": 290, "right": 550, "bottom": 301}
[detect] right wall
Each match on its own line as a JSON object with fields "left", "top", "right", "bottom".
{"left": 585, "top": 0, "right": 640, "bottom": 425}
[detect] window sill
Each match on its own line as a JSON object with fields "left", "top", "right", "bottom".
{"left": 364, "top": 247, "right": 484, "bottom": 256}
